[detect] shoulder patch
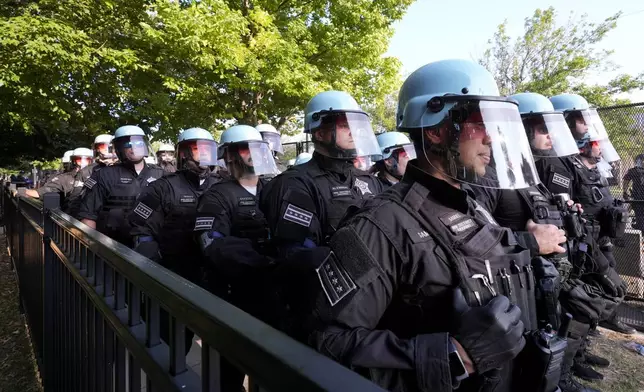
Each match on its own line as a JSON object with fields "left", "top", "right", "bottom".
{"left": 316, "top": 252, "right": 357, "bottom": 307}
{"left": 85, "top": 177, "right": 97, "bottom": 189}
{"left": 194, "top": 217, "right": 215, "bottom": 231}
{"left": 552, "top": 173, "right": 570, "bottom": 189}
{"left": 147, "top": 177, "right": 157, "bottom": 184}
{"left": 133, "top": 202, "right": 153, "bottom": 220}
{"left": 283, "top": 203, "right": 313, "bottom": 227}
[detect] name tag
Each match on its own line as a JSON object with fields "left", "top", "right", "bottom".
{"left": 238, "top": 197, "right": 256, "bottom": 207}
{"left": 119, "top": 177, "right": 133, "bottom": 184}
{"left": 331, "top": 185, "right": 352, "bottom": 198}
{"left": 180, "top": 195, "right": 196, "bottom": 204}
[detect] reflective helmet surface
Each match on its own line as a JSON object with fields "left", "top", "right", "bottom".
{"left": 304, "top": 91, "right": 364, "bottom": 132}
{"left": 376, "top": 132, "right": 413, "bottom": 160}
{"left": 62, "top": 150, "right": 74, "bottom": 163}
{"left": 549, "top": 94, "right": 590, "bottom": 112}
{"left": 294, "top": 152, "right": 313, "bottom": 166}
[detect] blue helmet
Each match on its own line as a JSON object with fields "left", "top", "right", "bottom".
{"left": 304, "top": 91, "right": 364, "bottom": 132}
{"left": 294, "top": 152, "right": 313, "bottom": 166}
{"left": 510, "top": 92, "right": 557, "bottom": 115}
{"left": 396, "top": 59, "right": 539, "bottom": 190}
{"left": 303, "top": 90, "right": 381, "bottom": 160}
{"left": 112, "top": 125, "right": 149, "bottom": 162}
{"left": 256, "top": 123, "right": 283, "bottom": 155}
{"left": 549, "top": 94, "right": 590, "bottom": 112}
{"left": 509, "top": 92, "right": 579, "bottom": 158}
{"left": 219, "top": 125, "right": 279, "bottom": 177}
{"left": 179, "top": 127, "right": 215, "bottom": 142}
{"left": 396, "top": 59, "right": 501, "bottom": 130}
{"left": 376, "top": 132, "right": 415, "bottom": 160}
{"left": 114, "top": 125, "right": 145, "bottom": 139}
{"left": 176, "top": 128, "right": 217, "bottom": 171}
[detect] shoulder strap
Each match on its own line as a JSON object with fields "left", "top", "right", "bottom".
{"left": 378, "top": 182, "right": 474, "bottom": 292}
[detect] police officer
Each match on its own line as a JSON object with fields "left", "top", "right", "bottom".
{"left": 294, "top": 60, "right": 555, "bottom": 392}
{"left": 545, "top": 94, "right": 634, "bottom": 336}
{"left": 26, "top": 148, "right": 93, "bottom": 209}
{"left": 194, "top": 125, "right": 279, "bottom": 392}
{"left": 256, "top": 123, "right": 286, "bottom": 172}
{"left": 128, "top": 127, "right": 220, "bottom": 355}
{"left": 62, "top": 150, "right": 74, "bottom": 173}
{"left": 623, "top": 154, "right": 644, "bottom": 229}
{"left": 371, "top": 131, "right": 416, "bottom": 186}
{"left": 78, "top": 125, "right": 165, "bottom": 246}
{"left": 474, "top": 92, "right": 601, "bottom": 392}
{"left": 259, "top": 91, "right": 385, "bottom": 253}
{"left": 89, "top": 134, "right": 117, "bottom": 173}
{"left": 156, "top": 143, "right": 177, "bottom": 173}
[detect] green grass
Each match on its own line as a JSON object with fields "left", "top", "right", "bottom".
{"left": 0, "top": 230, "right": 42, "bottom": 392}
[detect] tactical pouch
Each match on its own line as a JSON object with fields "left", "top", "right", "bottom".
{"left": 532, "top": 257, "right": 562, "bottom": 330}
{"left": 562, "top": 213, "right": 584, "bottom": 239}
{"left": 559, "top": 279, "right": 606, "bottom": 324}
{"left": 601, "top": 206, "right": 628, "bottom": 239}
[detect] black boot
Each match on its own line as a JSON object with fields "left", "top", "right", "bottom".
{"left": 573, "top": 361, "right": 604, "bottom": 381}
{"left": 599, "top": 312, "right": 636, "bottom": 334}
{"left": 560, "top": 333, "right": 601, "bottom": 392}
{"left": 583, "top": 352, "right": 610, "bottom": 368}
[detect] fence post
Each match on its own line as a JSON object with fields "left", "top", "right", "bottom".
{"left": 42, "top": 192, "right": 60, "bottom": 391}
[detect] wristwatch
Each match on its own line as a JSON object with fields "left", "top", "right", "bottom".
{"left": 448, "top": 339, "right": 469, "bottom": 388}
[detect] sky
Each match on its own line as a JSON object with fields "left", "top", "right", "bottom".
{"left": 385, "top": 0, "right": 644, "bottom": 101}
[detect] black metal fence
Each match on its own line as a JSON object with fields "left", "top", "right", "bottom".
{"left": 597, "top": 103, "right": 644, "bottom": 329}
{"left": 1, "top": 183, "right": 385, "bottom": 392}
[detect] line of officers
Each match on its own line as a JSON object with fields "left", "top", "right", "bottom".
{"left": 28, "top": 59, "right": 635, "bottom": 392}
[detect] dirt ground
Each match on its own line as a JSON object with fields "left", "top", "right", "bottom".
{"left": 0, "top": 230, "right": 42, "bottom": 392}
{"left": 585, "top": 327, "right": 644, "bottom": 392}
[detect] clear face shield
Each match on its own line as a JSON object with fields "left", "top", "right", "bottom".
{"left": 179, "top": 140, "right": 218, "bottom": 167}
{"left": 225, "top": 141, "right": 280, "bottom": 177}
{"left": 420, "top": 98, "right": 540, "bottom": 190}
{"left": 94, "top": 142, "right": 116, "bottom": 161}
{"left": 312, "top": 112, "right": 383, "bottom": 160}
{"left": 72, "top": 156, "right": 93, "bottom": 169}
{"left": 523, "top": 113, "right": 579, "bottom": 158}
{"left": 569, "top": 109, "right": 620, "bottom": 163}
{"left": 261, "top": 132, "right": 283, "bottom": 155}
{"left": 157, "top": 151, "right": 175, "bottom": 163}
{"left": 353, "top": 156, "right": 375, "bottom": 171}
{"left": 596, "top": 159, "right": 614, "bottom": 179}
{"left": 113, "top": 136, "right": 149, "bottom": 163}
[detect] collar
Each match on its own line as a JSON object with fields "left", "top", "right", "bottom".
{"left": 311, "top": 151, "right": 356, "bottom": 176}
{"left": 179, "top": 169, "right": 204, "bottom": 188}
{"left": 401, "top": 160, "right": 475, "bottom": 213}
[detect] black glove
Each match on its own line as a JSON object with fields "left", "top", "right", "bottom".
{"left": 604, "top": 268, "right": 627, "bottom": 298}
{"left": 451, "top": 289, "right": 525, "bottom": 374}
{"left": 207, "top": 236, "right": 271, "bottom": 278}
{"left": 134, "top": 241, "right": 160, "bottom": 262}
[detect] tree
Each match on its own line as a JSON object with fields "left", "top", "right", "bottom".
{"left": 0, "top": 0, "right": 412, "bottom": 166}
{"left": 477, "top": 7, "right": 644, "bottom": 106}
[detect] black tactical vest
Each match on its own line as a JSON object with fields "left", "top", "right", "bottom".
{"left": 98, "top": 165, "right": 164, "bottom": 245}
{"left": 571, "top": 158, "right": 612, "bottom": 218}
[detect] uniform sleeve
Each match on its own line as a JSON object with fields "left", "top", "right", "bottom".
{"left": 259, "top": 173, "right": 323, "bottom": 248}
{"left": 129, "top": 180, "right": 167, "bottom": 240}
{"left": 77, "top": 169, "right": 107, "bottom": 221}
{"left": 194, "top": 187, "right": 233, "bottom": 238}
{"left": 308, "top": 218, "right": 452, "bottom": 392}
{"left": 37, "top": 176, "right": 66, "bottom": 198}
{"left": 536, "top": 158, "right": 575, "bottom": 197}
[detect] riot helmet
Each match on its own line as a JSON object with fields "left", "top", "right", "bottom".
{"left": 218, "top": 125, "right": 279, "bottom": 178}
{"left": 375, "top": 132, "right": 417, "bottom": 180}
{"left": 177, "top": 128, "right": 218, "bottom": 178}
{"left": 112, "top": 125, "right": 149, "bottom": 164}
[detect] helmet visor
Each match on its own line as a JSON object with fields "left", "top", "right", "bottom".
{"left": 597, "top": 138, "right": 620, "bottom": 163}
{"left": 567, "top": 109, "right": 607, "bottom": 141}
{"left": 392, "top": 144, "right": 417, "bottom": 161}
{"left": 315, "top": 112, "right": 383, "bottom": 160}
{"left": 523, "top": 113, "right": 579, "bottom": 157}
{"left": 229, "top": 141, "right": 280, "bottom": 176}
{"left": 422, "top": 99, "right": 540, "bottom": 190}
{"left": 596, "top": 159, "right": 614, "bottom": 178}
{"left": 180, "top": 140, "right": 218, "bottom": 166}
{"left": 114, "top": 135, "right": 149, "bottom": 162}
{"left": 72, "top": 156, "right": 93, "bottom": 169}
{"left": 95, "top": 142, "right": 115, "bottom": 159}
{"left": 261, "top": 132, "right": 283, "bottom": 154}
{"left": 158, "top": 151, "right": 175, "bottom": 162}
{"left": 353, "top": 156, "right": 374, "bottom": 171}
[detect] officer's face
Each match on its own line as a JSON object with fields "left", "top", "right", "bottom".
{"left": 458, "top": 121, "right": 492, "bottom": 176}
{"left": 235, "top": 146, "right": 254, "bottom": 166}
{"left": 386, "top": 148, "right": 411, "bottom": 176}
{"left": 333, "top": 117, "right": 356, "bottom": 150}
{"left": 159, "top": 151, "right": 175, "bottom": 163}
{"left": 574, "top": 117, "right": 588, "bottom": 137}
{"left": 531, "top": 124, "right": 552, "bottom": 150}
{"left": 590, "top": 140, "right": 602, "bottom": 158}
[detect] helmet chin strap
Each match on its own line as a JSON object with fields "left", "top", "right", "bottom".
{"left": 385, "top": 156, "right": 403, "bottom": 180}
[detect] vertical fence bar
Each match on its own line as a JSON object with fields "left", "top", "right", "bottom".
{"left": 104, "top": 322, "right": 114, "bottom": 392}
{"left": 95, "top": 312, "right": 105, "bottom": 392}
{"left": 114, "top": 272, "right": 126, "bottom": 310}
{"left": 115, "top": 340, "right": 126, "bottom": 392}
{"left": 128, "top": 283, "right": 141, "bottom": 326}
{"left": 169, "top": 316, "right": 187, "bottom": 376}
{"left": 202, "top": 344, "right": 222, "bottom": 392}
{"left": 42, "top": 193, "right": 59, "bottom": 390}
{"left": 146, "top": 297, "right": 160, "bottom": 348}
{"left": 128, "top": 353, "right": 142, "bottom": 392}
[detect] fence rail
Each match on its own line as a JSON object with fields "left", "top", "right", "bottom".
{"left": 1, "top": 182, "right": 385, "bottom": 392}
